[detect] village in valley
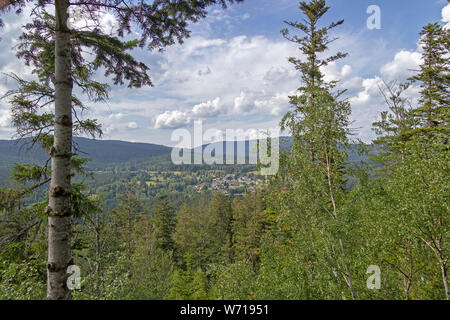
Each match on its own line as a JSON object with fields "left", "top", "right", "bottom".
{"left": 192, "top": 173, "right": 263, "bottom": 194}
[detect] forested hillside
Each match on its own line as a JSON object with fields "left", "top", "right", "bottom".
{"left": 0, "top": 137, "right": 371, "bottom": 210}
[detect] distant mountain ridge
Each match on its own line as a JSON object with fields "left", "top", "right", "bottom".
{"left": 0, "top": 136, "right": 369, "bottom": 167}
{"left": 0, "top": 137, "right": 172, "bottom": 166}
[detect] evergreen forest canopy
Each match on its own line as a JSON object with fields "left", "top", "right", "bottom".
{"left": 0, "top": 0, "right": 448, "bottom": 300}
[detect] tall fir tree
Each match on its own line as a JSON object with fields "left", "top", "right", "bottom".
{"left": 152, "top": 194, "right": 176, "bottom": 252}
{"left": 409, "top": 23, "right": 449, "bottom": 135}
{"left": 277, "top": 0, "right": 355, "bottom": 299}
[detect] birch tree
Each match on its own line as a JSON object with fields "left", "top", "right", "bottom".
{"left": 1, "top": 0, "right": 243, "bottom": 300}
{"left": 279, "top": 0, "right": 355, "bottom": 299}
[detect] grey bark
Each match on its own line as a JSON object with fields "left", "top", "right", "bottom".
{"left": 46, "top": 0, "right": 73, "bottom": 300}
{"left": 441, "top": 263, "right": 449, "bottom": 300}
{"left": 325, "top": 150, "right": 355, "bottom": 300}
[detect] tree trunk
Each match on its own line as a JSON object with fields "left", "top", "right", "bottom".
{"left": 46, "top": 0, "right": 73, "bottom": 300}
{"left": 441, "top": 263, "right": 449, "bottom": 300}
{"left": 325, "top": 150, "right": 355, "bottom": 300}
{"left": 403, "top": 275, "right": 411, "bottom": 300}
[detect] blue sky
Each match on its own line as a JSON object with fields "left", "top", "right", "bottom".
{"left": 0, "top": 0, "right": 449, "bottom": 146}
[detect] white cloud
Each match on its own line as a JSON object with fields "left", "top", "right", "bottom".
{"left": 442, "top": 4, "right": 450, "bottom": 29}
{"left": 0, "top": 109, "right": 11, "bottom": 127}
{"left": 341, "top": 65, "right": 352, "bottom": 78}
{"left": 108, "top": 113, "right": 125, "bottom": 120}
{"left": 380, "top": 50, "right": 422, "bottom": 81}
{"left": 158, "top": 35, "right": 298, "bottom": 96}
{"left": 349, "top": 77, "right": 384, "bottom": 108}
{"left": 169, "top": 38, "right": 294, "bottom": 97}
{"left": 154, "top": 97, "right": 224, "bottom": 129}
{"left": 100, "top": 12, "right": 117, "bottom": 34}
{"left": 321, "top": 62, "right": 353, "bottom": 83}
{"left": 192, "top": 97, "right": 223, "bottom": 117}
{"left": 126, "top": 122, "right": 138, "bottom": 130}
{"left": 151, "top": 34, "right": 300, "bottom": 131}
{"left": 254, "top": 92, "right": 292, "bottom": 116}
{"left": 68, "top": 8, "right": 117, "bottom": 35}
{"left": 178, "top": 37, "right": 227, "bottom": 56}
{"left": 232, "top": 89, "right": 293, "bottom": 116}
{"left": 99, "top": 113, "right": 143, "bottom": 135}
{"left": 263, "top": 66, "right": 297, "bottom": 84}
{"left": 233, "top": 91, "right": 255, "bottom": 113}
{"left": 154, "top": 110, "right": 192, "bottom": 129}
{"left": 211, "top": 9, "right": 230, "bottom": 21}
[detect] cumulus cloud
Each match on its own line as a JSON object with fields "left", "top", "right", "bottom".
{"left": 254, "top": 92, "right": 291, "bottom": 116}
{"left": 233, "top": 91, "right": 256, "bottom": 113}
{"left": 321, "top": 62, "right": 353, "bottom": 83}
{"left": 100, "top": 12, "right": 117, "bottom": 34}
{"left": 346, "top": 41, "right": 425, "bottom": 141}
{"left": 197, "top": 66, "right": 212, "bottom": 76}
{"left": 158, "top": 35, "right": 298, "bottom": 97}
{"left": 263, "top": 66, "right": 297, "bottom": 84}
{"left": 154, "top": 110, "right": 192, "bottom": 129}
{"left": 150, "top": 34, "right": 300, "bottom": 131}
{"left": 192, "top": 98, "right": 223, "bottom": 117}
{"left": 380, "top": 50, "right": 422, "bottom": 81}
{"left": 350, "top": 77, "right": 383, "bottom": 107}
{"left": 154, "top": 97, "right": 225, "bottom": 129}
{"left": 232, "top": 89, "right": 293, "bottom": 116}
{"left": 177, "top": 37, "right": 227, "bottom": 56}
{"left": 153, "top": 35, "right": 300, "bottom": 124}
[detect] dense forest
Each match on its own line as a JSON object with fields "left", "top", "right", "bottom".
{"left": 0, "top": 0, "right": 448, "bottom": 300}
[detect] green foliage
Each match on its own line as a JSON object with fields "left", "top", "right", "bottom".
{"left": 231, "top": 191, "right": 267, "bottom": 265}
{"left": 0, "top": 0, "right": 448, "bottom": 301}
{"left": 409, "top": 23, "right": 449, "bottom": 133}
{"left": 209, "top": 261, "right": 256, "bottom": 299}
{"left": 169, "top": 264, "right": 208, "bottom": 300}
{"left": 152, "top": 194, "right": 176, "bottom": 252}
{"left": 0, "top": 260, "right": 46, "bottom": 300}
{"left": 174, "top": 193, "right": 233, "bottom": 270}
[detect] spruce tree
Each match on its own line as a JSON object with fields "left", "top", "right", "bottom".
{"left": 409, "top": 23, "right": 449, "bottom": 135}
{"left": 152, "top": 194, "right": 176, "bottom": 252}
{"left": 281, "top": 0, "right": 348, "bottom": 161}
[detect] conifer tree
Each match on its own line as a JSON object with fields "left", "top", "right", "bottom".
{"left": 402, "top": 22, "right": 449, "bottom": 300}
{"left": 209, "top": 193, "right": 233, "bottom": 263}
{"left": 409, "top": 23, "right": 449, "bottom": 135}
{"left": 231, "top": 191, "right": 266, "bottom": 267}
{"left": 152, "top": 194, "right": 176, "bottom": 252}
{"left": 281, "top": 0, "right": 348, "bottom": 161}
{"left": 279, "top": 0, "right": 355, "bottom": 299}
{"left": 372, "top": 21, "right": 449, "bottom": 300}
